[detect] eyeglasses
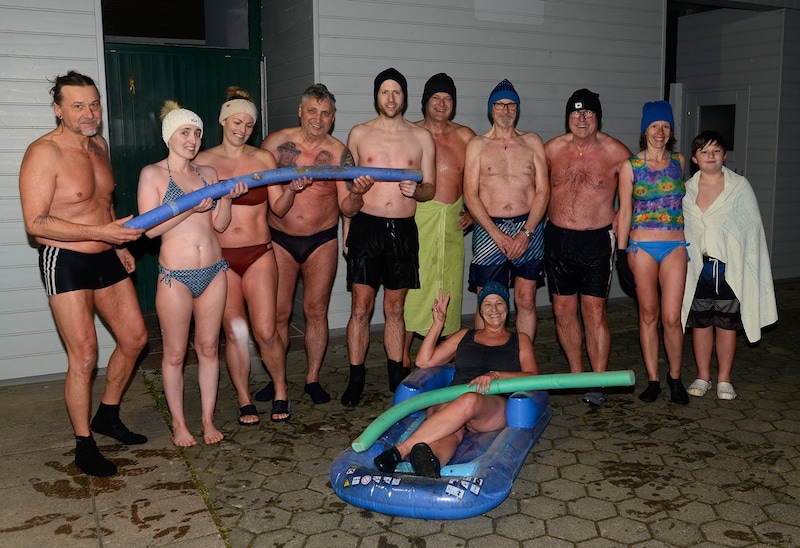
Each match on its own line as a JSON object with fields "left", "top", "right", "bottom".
{"left": 492, "top": 102, "right": 518, "bottom": 112}
{"left": 570, "top": 109, "right": 595, "bottom": 119}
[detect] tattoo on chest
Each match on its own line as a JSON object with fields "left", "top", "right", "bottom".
{"left": 277, "top": 142, "right": 301, "bottom": 167}
{"left": 315, "top": 150, "right": 333, "bottom": 166}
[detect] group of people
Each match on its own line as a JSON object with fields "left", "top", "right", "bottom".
{"left": 372, "top": 84, "right": 777, "bottom": 477}
{"left": 19, "top": 68, "right": 776, "bottom": 478}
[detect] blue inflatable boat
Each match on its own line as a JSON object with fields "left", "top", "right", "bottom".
{"left": 329, "top": 365, "right": 553, "bottom": 519}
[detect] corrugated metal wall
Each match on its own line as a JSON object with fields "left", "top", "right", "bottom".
{"left": 0, "top": 0, "right": 115, "bottom": 382}
{"left": 269, "top": 0, "right": 667, "bottom": 331}
{"left": 263, "top": 0, "right": 315, "bottom": 132}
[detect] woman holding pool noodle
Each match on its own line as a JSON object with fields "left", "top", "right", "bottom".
{"left": 373, "top": 282, "right": 537, "bottom": 478}
{"left": 136, "top": 101, "right": 246, "bottom": 446}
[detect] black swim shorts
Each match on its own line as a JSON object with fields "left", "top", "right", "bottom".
{"left": 544, "top": 223, "right": 615, "bottom": 298}
{"left": 345, "top": 212, "right": 420, "bottom": 290}
{"left": 38, "top": 245, "right": 128, "bottom": 296}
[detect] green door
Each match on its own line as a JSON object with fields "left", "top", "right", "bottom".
{"left": 104, "top": 45, "right": 261, "bottom": 311}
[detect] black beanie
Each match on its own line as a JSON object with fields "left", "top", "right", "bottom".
{"left": 565, "top": 88, "right": 602, "bottom": 123}
{"left": 421, "top": 73, "right": 457, "bottom": 116}
{"left": 374, "top": 67, "right": 408, "bottom": 105}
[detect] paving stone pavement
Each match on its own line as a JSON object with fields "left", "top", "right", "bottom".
{"left": 148, "top": 281, "right": 800, "bottom": 547}
{"left": 2, "top": 281, "right": 799, "bottom": 546}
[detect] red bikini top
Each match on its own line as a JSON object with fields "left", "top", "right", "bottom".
{"left": 233, "top": 185, "right": 269, "bottom": 206}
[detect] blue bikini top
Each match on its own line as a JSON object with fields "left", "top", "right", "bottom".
{"left": 162, "top": 161, "right": 217, "bottom": 210}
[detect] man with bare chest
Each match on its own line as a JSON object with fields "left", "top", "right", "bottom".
{"left": 544, "top": 89, "right": 631, "bottom": 405}
{"left": 403, "top": 73, "right": 476, "bottom": 370}
{"left": 261, "top": 84, "right": 354, "bottom": 405}
{"left": 463, "top": 79, "right": 549, "bottom": 342}
{"left": 18, "top": 72, "right": 148, "bottom": 476}
{"left": 340, "top": 68, "right": 436, "bottom": 406}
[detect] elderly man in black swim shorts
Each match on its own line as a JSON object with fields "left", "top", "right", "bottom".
{"left": 19, "top": 71, "right": 148, "bottom": 477}
{"left": 544, "top": 89, "right": 631, "bottom": 406}
{"left": 262, "top": 83, "right": 355, "bottom": 405}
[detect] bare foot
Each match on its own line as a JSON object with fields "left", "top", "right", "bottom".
{"left": 172, "top": 425, "right": 197, "bottom": 447}
{"left": 203, "top": 425, "right": 224, "bottom": 445}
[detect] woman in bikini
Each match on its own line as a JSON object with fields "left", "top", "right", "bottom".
{"left": 195, "top": 87, "right": 294, "bottom": 423}
{"left": 137, "top": 101, "right": 246, "bottom": 446}
{"left": 617, "top": 100, "right": 690, "bottom": 405}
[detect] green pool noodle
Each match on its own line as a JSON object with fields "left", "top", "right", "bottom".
{"left": 351, "top": 370, "right": 635, "bottom": 452}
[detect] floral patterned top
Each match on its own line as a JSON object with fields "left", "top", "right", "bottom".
{"left": 630, "top": 151, "right": 684, "bottom": 230}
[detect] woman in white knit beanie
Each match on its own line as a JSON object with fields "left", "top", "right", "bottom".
{"left": 137, "top": 99, "right": 246, "bottom": 447}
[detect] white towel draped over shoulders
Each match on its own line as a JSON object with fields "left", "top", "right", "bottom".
{"left": 681, "top": 166, "right": 777, "bottom": 342}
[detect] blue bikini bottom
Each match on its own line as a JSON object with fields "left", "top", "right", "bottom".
{"left": 628, "top": 239, "right": 688, "bottom": 265}
{"left": 158, "top": 259, "right": 228, "bottom": 298}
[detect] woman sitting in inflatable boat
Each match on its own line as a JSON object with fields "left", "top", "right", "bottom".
{"left": 373, "top": 281, "right": 538, "bottom": 478}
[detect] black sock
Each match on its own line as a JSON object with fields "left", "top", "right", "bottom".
{"left": 91, "top": 403, "right": 148, "bottom": 445}
{"left": 255, "top": 381, "right": 275, "bottom": 402}
{"left": 93, "top": 402, "right": 119, "bottom": 421}
{"left": 341, "top": 364, "right": 366, "bottom": 407}
{"left": 349, "top": 364, "right": 366, "bottom": 383}
{"left": 304, "top": 382, "right": 331, "bottom": 404}
{"left": 387, "top": 359, "right": 409, "bottom": 393}
{"left": 75, "top": 435, "right": 117, "bottom": 477}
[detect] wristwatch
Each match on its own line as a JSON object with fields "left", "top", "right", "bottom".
{"left": 521, "top": 228, "right": 534, "bottom": 240}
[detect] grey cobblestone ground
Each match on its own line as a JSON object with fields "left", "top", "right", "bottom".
{"left": 142, "top": 281, "right": 800, "bottom": 547}
{"left": 1, "top": 282, "right": 797, "bottom": 547}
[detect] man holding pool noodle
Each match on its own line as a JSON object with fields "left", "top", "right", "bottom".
{"left": 123, "top": 165, "right": 423, "bottom": 231}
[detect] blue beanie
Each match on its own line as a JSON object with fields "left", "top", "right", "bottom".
{"left": 640, "top": 100, "right": 674, "bottom": 134}
{"left": 478, "top": 281, "right": 510, "bottom": 308}
{"left": 487, "top": 79, "right": 520, "bottom": 114}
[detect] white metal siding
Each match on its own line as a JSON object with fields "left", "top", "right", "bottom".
{"left": 773, "top": 9, "right": 800, "bottom": 279}
{"left": 676, "top": 9, "right": 792, "bottom": 277}
{"left": 0, "top": 0, "right": 113, "bottom": 382}
{"left": 262, "top": 0, "right": 318, "bottom": 328}
{"left": 311, "top": 0, "right": 666, "bottom": 330}
{"left": 263, "top": 0, "right": 315, "bottom": 131}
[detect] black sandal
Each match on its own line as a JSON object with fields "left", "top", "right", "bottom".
{"left": 374, "top": 446, "right": 402, "bottom": 473}
{"left": 237, "top": 404, "right": 260, "bottom": 426}
{"left": 409, "top": 442, "right": 441, "bottom": 478}
{"left": 271, "top": 400, "right": 291, "bottom": 422}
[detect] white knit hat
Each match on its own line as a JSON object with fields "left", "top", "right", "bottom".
{"left": 218, "top": 99, "right": 258, "bottom": 123}
{"left": 162, "top": 108, "right": 203, "bottom": 145}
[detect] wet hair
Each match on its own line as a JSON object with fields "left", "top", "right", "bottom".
{"left": 300, "top": 83, "right": 337, "bottom": 110}
{"left": 639, "top": 132, "right": 677, "bottom": 152}
{"left": 691, "top": 130, "right": 727, "bottom": 157}
{"left": 49, "top": 71, "right": 98, "bottom": 106}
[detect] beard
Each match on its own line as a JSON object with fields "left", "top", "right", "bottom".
{"left": 378, "top": 102, "right": 403, "bottom": 118}
{"left": 65, "top": 117, "right": 101, "bottom": 137}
